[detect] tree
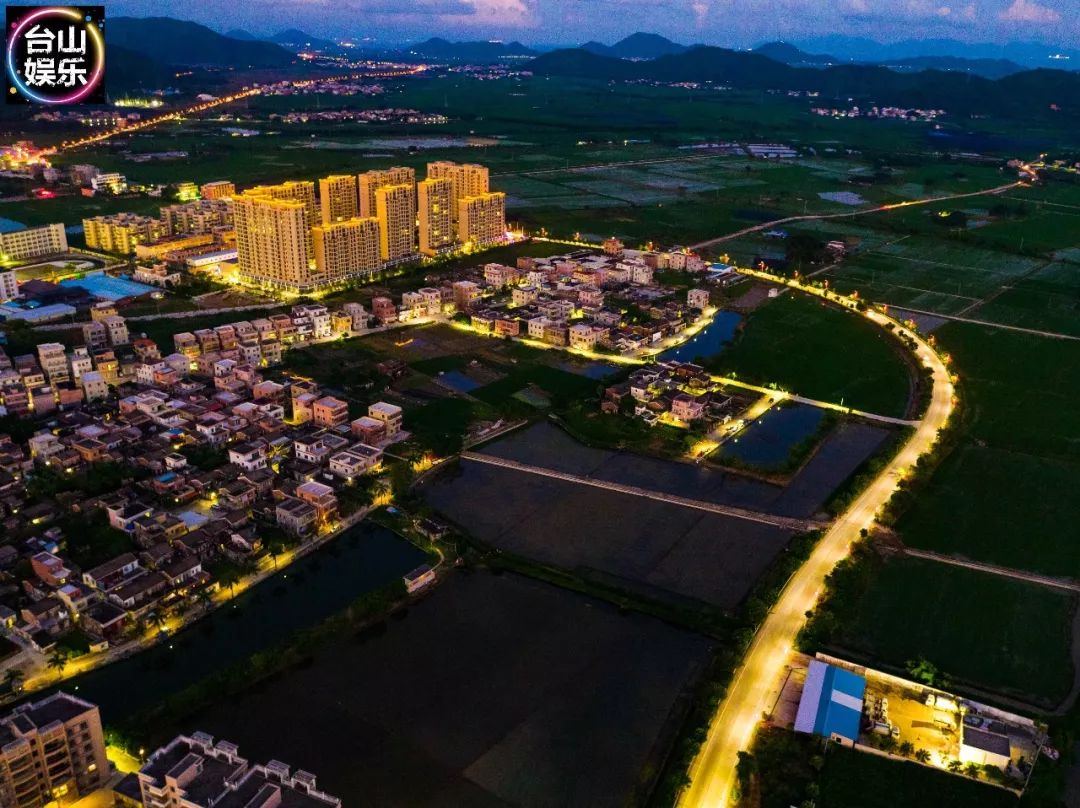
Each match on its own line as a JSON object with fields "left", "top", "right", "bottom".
{"left": 915, "top": 749, "right": 931, "bottom": 764}
{"left": 3, "top": 668, "right": 24, "bottom": 693}
{"left": 47, "top": 649, "right": 68, "bottom": 680}
{"left": 947, "top": 760, "right": 963, "bottom": 773}
{"left": 194, "top": 588, "right": 213, "bottom": 612}
{"left": 899, "top": 741, "right": 914, "bottom": 757}
{"left": 964, "top": 762, "right": 981, "bottom": 779}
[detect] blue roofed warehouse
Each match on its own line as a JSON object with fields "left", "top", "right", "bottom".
{"left": 794, "top": 659, "right": 866, "bottom": 746}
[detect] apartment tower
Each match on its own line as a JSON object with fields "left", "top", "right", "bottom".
{"left": 318, "top": 174, "right": 359, "bottom": 225}
{"left": 0, "top": 692, "right": 110, "bottom": 808}
{"left": 458, "top": 192, "right": 506, "bottom": 247}
{"left": 426, "top": 162, "right": 489, "bottom": 225}
{"left": 358, "top": 167, "right": 416, "bottom": 219}
{"left": 312, "top": 217, "right": 381, "bottom": 283}
{"left": 234, "top": 191, "right": 311, "bottom": 290}
{"left": 417, "top": 177, "right": 455, "bottom": 256}
{"left": 375, "top": 185, "right": 418, "bottom": 262}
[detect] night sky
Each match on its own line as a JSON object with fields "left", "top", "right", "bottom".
{"left": 107, "top": 0, "right": 1072, "bottom": 48}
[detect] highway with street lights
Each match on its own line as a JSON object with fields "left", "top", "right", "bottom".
{"left": 677, "top": 269, "right": 955, "bottom": 808}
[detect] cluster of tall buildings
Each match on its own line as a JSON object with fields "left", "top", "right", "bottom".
{"left": 235, "top": 161, "right": 506, "bottom": 293}
{"left": 0, "top": 692, "right": 340, "bottom": 808}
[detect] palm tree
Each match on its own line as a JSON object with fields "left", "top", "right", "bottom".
{"left": 194, "top": 588, "right": 213, "bottom": 612}
{"left": 47, "top": 649, "right": 67, "bottom": 681}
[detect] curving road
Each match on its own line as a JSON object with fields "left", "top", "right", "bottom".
{"left": 677, "top": 270, "right": 955, "bottom": 808}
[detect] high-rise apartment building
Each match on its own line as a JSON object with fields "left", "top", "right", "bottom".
{"left": 0, "top": 692, "right": 110, "bottom": 808}
{"left": 318, "top": 175, "right": 359, "bottom": 225}
{"left": 234, "top": 191, "right": 311, "bottom": 290}
{"left": 199, "top": 180, "right": 235, "bottom": 199}
{"left": 417, "top": 177, "right": 455, "bottom": 256}
{"left": 458, "top": 192, "right": 506, "bottom": 247}
{"left": 244, "top": 181, "right": 316, "bottom": 257}
{"left": 312, "top": 217, "right": 381, "bottom": 283}
{"left": 132, "top": 732, "right": 340, "bottom": 808}
{"left": 375, "top": 184, "right": 418, "bottom": 262}
{"left": 358, "top": 167, "right": 415, "bottom": 219}
{"left": 427, "top": 162, "right": 489, "bottom": 225}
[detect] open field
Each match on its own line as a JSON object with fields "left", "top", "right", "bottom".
{"left": 824, "top": 235, "right": 1046, "bottom": 314}
{"left": 421, "top": 421, "right": 890, "bottom": 609}
{"left": 935, "top": 322, "right": 1080, "bottom": 462}
{"left": 890, "top": 322, "right": 1080, "bottom": 576}
{"left": 184, "top": 571, "right": 712, "bottom": 808}
{"left": 818, "top": 744, "right": 1019, "bottom": 808}
{"left": 899, "top": 445, "right": 1080, "bottom": 577}
{"left": 801, "top": 547, "right": 1076, "bottom": 706}
{"left": 746, "top": 727, "right": 1019, "bottom": 808}
{"left": 966, "top": 261, "right": 1080, "bottom": 336}
{"left": 707, "top": 293, "right": 913, "bottom": 417}
{"left": 475, "top": 422, "right": 889, "bottom": 520}
{"left": 423, "top": 457, "right": 794, "bottom": 610}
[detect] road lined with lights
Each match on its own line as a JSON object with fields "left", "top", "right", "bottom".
{"left": 687, "top": 182, "right": 1023, "bottom": 251}
{"left": 52, "top": 66, "right": 425, "bottom": 153}
{"left": 460, "top": 451, "right": 826, "bottom": 531}
{"left": 678, "top": 269, "right": 955, "bottom": 808}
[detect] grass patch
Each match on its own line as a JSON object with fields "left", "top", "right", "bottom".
{"left": 707, "top": 293, "right": 913, "bottom": 417}
{"left": 799, "top": 544, "right": 1076, "bottom": 706}
{"left": 471, "top": 364, "right": 602, "bottom": 412}
{"left": 820, "top": 742, "right": 1019, "bottom": 808}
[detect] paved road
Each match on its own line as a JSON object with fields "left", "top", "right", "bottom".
{"left": 686, "top": 182, "right": 1023, "bottom": 251}
{"left": 460, "top": 451, "right": 825, "bottom": 532}
{"left": 678, "top": 272, "right": 954, "bottom": 808}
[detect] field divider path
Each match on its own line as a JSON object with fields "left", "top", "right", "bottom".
{"left": 901, "top": 547, "right": 1080, "bottom": 593}
{"left": 887, "top": 307, "right": 1080, "bottom": 341}
{"left": 460, "top": 451, "right": 824, "bottom": 532}
{"left": 686, "top": 181, "right": 1023, "bottom": 251}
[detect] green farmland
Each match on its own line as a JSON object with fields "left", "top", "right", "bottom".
{"left": 707, "top": 292, "right": 913, "bottom": 418}
{"left": 800, "top": 547, "right": 1076, "bottom": 707}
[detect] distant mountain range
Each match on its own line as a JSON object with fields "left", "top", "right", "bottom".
{"left": 268, "top": 28, "right": 341, "bottom": 52}
{"left": 405, "top": 37, "right": 537, "bottom": 61}
{"left": 529, "top": 46, "right": 1080, "bottom": 116}
{"left": 109, "top": 17, "right": 295, "bottom": 68}
{"left": 753, "top": 41, "right": 1026, "bottom": 80}
{"left": 793, "top": 35, "right": 1079, "bottom": 70}
{"left": 580, "top": 33, "right": 689, "bottom": 60}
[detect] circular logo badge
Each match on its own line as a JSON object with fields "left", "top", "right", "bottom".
{"left": 6, "top": 6, "right": 105, "bottom": 105}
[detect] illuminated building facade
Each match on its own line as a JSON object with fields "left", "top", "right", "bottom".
{"left": 312, "top": 217, "right": 381, "bottom": 283}
{"left": 358, "top": 167, "right": 415, "bottom": 218}
{"left": 417, "top": 177, "right": 455, "bottom": 256}
{"left": 234, "top": 192, "right": 311, "bottom": 291}
{"left": 375, "top": 184, "right": 418, "bottom": 262}
{"left": 83, "top": 214, "right": 164, "bottom": 255}
{"left": 427, "top": 161, "right": 489, "bottom": 225}
{"left": 0, "top": 223, "right": 67, "bottom": 262}
{"left": 200, "top": 180, "right": 236, "bottom": 200}
{"left": 457, "top": 192, "right": 506, "bottom": 247}
{"left": 0, "top": 692, "right": 110, "bottom": 808}
{"left": 318, "top": 174, "right": 359, "bottom": 225}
